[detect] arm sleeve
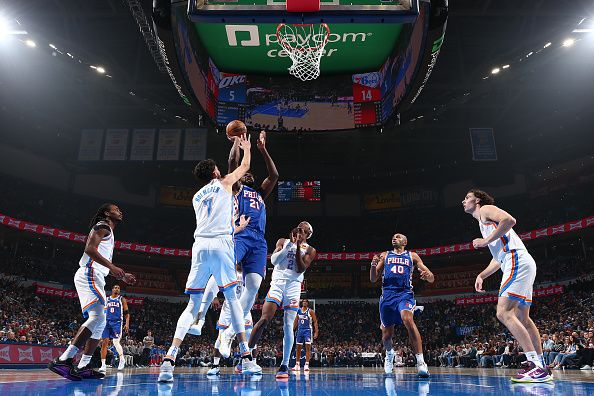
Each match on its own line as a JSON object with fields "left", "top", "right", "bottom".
{"left": 271, "top": 241, "right": 292, "bottom": 265}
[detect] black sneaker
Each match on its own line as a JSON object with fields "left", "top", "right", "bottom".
{"left": 75, "top": 364, "right": 106, "bottom": 379}
{"left": 48, "top": 358, "right": 82, "bottom": 381}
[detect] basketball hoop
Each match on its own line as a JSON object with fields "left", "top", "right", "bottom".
{"left": 276, "top": 23, "right": 330, "bottom": 81}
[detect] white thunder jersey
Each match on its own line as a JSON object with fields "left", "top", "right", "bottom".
{"left": 193, "top": 179, "right": 234, "bottom": 238}
{"left": 78, "top": 221, "right": 114, "bottom": 277}
{"left": 271, "top": 240, "right": 310, "bottom": 283}
{"left": 478, "top": 219, "right": 527, "bottom": 269}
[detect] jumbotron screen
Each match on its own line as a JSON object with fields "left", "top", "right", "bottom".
{"left": 277, "top": 181, "right": 321, "bottom": 202}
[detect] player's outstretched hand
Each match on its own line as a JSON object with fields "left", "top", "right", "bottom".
{"left": 371, "top": 254, "right": 381, "bottom": 266}
{"left": 257, "top": 131, "right": 266, "bottom": 150}
{"left": 111, "top": 265, "right": 126, "bottom": 280}
{"left": 122, "top": 273, "right": 136, "bottom": 285}
{"left": 472, "top": 238, "right": 488, "bottom": 249}
{"left": 474, "top": 275, "right": 485, "bottom": 293}
{"left": 420, "top": 269, "right": 434, "bottom": 283}
{"left": 238, "top": 134, "right": 251, "bottom": 151}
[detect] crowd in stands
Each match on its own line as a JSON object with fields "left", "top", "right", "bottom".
{"left": 2, "top": 264, "right": 593, "bottom": 370}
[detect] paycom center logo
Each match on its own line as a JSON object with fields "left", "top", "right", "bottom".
{"left": 225, "top": 25, "right": 372, "bottom": 58}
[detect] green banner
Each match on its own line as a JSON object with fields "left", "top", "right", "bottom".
{"left": 194, "top": 23, "right": 403, "bottom": 74}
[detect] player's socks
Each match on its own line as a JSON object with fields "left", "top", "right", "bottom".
{"left": 525, "top": 351, "right": 543, "bottom": 368}
{"left": 537, "top": 354, "right": 545, "bottom": 368}
{"left": 77, "top": 354, "right": 93, "bottom": 369}
{"left": 165, "top": 345, "right": 180, "bottom": 361}
{"left": 213, "top": 357, "right": 220, "bottom": 366}
{"left": 60, "top": 344, "right": 79, "bottom": 361}
{"left": 415, "top": 353, "right": 425, "bottom": 365}
{"left": 101, "top": 359, "right": 106, "bottom": 367}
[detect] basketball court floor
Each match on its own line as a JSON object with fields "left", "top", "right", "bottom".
{"left": 1, "top": 367, "right": 593, "bottom": 396}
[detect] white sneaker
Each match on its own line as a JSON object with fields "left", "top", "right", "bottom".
{"left": 291, "top": 363, "right": 300, "bottom": 372}
{"left": 187, "top": 319, "right": 205, "bottom": 336}
{"left": 304, "top": 363, "right": 310, "bottom": 372}
{"left": 99, "top": 365, "right": 107, "bottom": 374}
{"left": 384, "top": 352, "right": 394, "bottom": 374}
{"left": 218, "top": 330, "right": 235, "bottom": 359}
{"left": 158, "top": 360, "right": 175, "bottom": 383}
{"left": 207, "top": 366, "right": 220, "bottom": 376}
{"left": 242, "top": 359, "right": 263, "bottom": 375}
{"left": 580, "top": 365, "right": 592, "bottom": 370}
{"left": 118, "top": 359, "right": 125, "bottom": 370}
{"left": 417, "top": 362, "right": 430, "bottom": 378}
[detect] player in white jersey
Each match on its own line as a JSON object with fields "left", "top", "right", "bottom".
{"left": 159, "top": 134, "right": 261, "bottom": 382}
{"left": 247, "top": 222, "right": 316, "bottom": 379}
{"left": 48, "top": 203, "right": 136, "bottom": 381}
{"left": 463, "top": 189, "right": 552, "bottom": 383}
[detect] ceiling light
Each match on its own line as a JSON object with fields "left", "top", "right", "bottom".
{"left": 96, "top": 66, "right": 106, "bottom": 74}
{"left": 491, "top": 68, "right": 500, "bottom": 75}
{"left": 502, "top": 64, "right": 510, "bottom": 69}
{"left": 544, "top": 42, "right": 552, "bottom": 48}
{"left": 562, "top": 38, "right": 575, "bottom": 47}
{"left": 25, "top": 39, "right": 36, "bottom": 47}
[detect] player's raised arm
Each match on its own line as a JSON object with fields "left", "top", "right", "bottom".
{"left": 311, "top": 309, "right": 319, "bottom": 340}
{"left": 122, "top": 297, "right": 130, "bottom": 333}
{"left": 256, "top": 131, "right": 279, "bottom": 200}
{"left": 221, "top": 134, "right": 251, "bottom": 191}
{"left": 369, "top": 252, "right": 386, "bottom": 283}
{"left": 295, "top": 230, "right": 316, "bottom": 273}
{"left": 228, "top": 137, "right": 242, "bottom": 192}
{"left": 270, "top": 237, "right": 290, "bottom": 265}
{"left": 475, "top": 258, "right": 501, "bottom": 293}
{"left": 473, "top": 205, "right": 517, "bottom": 249}
{"left": 411, "top": 252, "right": 434, "bottom": 283}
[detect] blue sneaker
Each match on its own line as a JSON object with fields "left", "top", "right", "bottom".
{"left": 276, "top": 365, "right": 289, "bottom": 379}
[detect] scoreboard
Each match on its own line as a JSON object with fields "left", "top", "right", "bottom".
{"left": 352, "top": 72, "right": 382, "bottom": 127}
{"left": 277, "top": 181, "right": 321, "bottom": 202}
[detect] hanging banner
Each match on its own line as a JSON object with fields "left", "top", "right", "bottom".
{"left": 183, "top": 128, "right": 208, "bottom": 161}
{"left": 0, "top": 344, "right": 66, "bottom": 366}
{"left": 157, "top": 129, "right": 181, "bottom": 161}
{"left": 103, "top": 129, "right": 129, "bottom": 161}
{"left": 78, "top": 129, "right": 104, "bottom": 161}
{"left": 130, "top": 129, "right": 156, "bottom": 161}
{"left": 470, "top": 128, "right": 498, "bottom": 161}
{"left": 1, "top": 213, "right": 592, "bottom": 261}
{"left": 455, "top": 285, "right": 564, "bottom": 305}
{"left": 34, "top": 284, "right": 144, "bottom": 305}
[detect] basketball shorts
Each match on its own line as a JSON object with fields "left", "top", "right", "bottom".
{"left": 379, "top": 292, "right": 416, "bottom": 327}
{"left": 74, "top": 266, "right": 107, "bottom": 318}
{"left": 216, "top": 301, "right": 254, "bottom": 332}
{"left": 102, "top": 320, "right": 123, "bottom": 339}
{"left": 498, "top": 249, "right": 536, "bottom": 305}
{"left": 296, "top": 328, "right": 313, "bottom": 344}
{"left": 265, "top": 278, "right": 301, "bottom": 311}
{"left": 234, "top": 231, "right": 268, "bottom": 278}
{"left": 185, "top": 236, "right": 239, "bottom": 295}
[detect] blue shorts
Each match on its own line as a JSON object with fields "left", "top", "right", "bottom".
{"left": 235, "top": 230, "right": 268, "bottom": 278}
{"left": 102, "top": 320, "right": 122, "bottom": 339}
{"left": 296, "top": 328, "right": 313, "bottom": 344}
{"left": 379, "top": 292, "right": 416, "bottom": 328}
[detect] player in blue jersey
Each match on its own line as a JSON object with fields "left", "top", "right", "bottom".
{"left": 292, "top": 299, "right": 318, "bottom": 372}
{"left": 217, "top": 130, "right": 279, "bottom": 353}
{"left": 99, "top": 284, "right": 130, "bottom": 373}
{"left": 370, "top": 233, "right": 434, "bottom": 378}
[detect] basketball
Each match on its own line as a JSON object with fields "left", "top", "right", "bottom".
{"left": 226, "top": 120, "right": 247, "bottom": 138}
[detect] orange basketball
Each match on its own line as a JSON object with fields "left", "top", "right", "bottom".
{"left": 226, "top": 120, "right": 247, "bottom": 138}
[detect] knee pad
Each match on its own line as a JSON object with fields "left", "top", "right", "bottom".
{"left": 83, "top": 306, "right": 107, "bottom": 339}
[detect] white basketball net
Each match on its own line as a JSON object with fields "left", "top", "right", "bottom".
{"left": 276, "top": 23, "right": 330, "bottom": 81}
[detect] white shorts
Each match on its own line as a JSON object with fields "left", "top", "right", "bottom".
{"left": 74, "top": 266, "right": 107, "bottom": 317}
{"left": 216, "top": 301, "right": 254, "bottom": 332}
{"left": 265, "top": 278, "right": 301, "bottom": 311}
{"left": 498, "top": 249, "right": 536, "bottom": 305}
{"left": 185, "top": 236, "right": 238, "bottom": 294}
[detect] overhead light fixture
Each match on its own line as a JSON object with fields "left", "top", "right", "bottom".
{"left": 562, "top": 38, "right": 575, "bottom": 47}
{"left": 96, "top": 66, "right": 106, "bottom": 74}
{"left": 49, "top": 43, "right": 56, "bottom": 49}
{"left": 25, "top": 39, "right": 36, "bottom": 48}
{"left": 502, "top": 64, "right": 510, "bottom": 69}
{"left": 491, "top": 67, "right": 500, "bottom": 75}
{"left": 544, "top": 42, "right": 552, "bottom": 48}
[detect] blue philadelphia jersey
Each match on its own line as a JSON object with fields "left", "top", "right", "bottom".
{"left": 105, "top": 296, "right": 123, "bottom": 322}
{"left": 235, "top": 185, "right": 266, "bottom": 235}
{"left": 297, "top": 308, "right": 312, "bottom": 332}
{"left": 382, "top": 250, "right": 414, "bottom": 294}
